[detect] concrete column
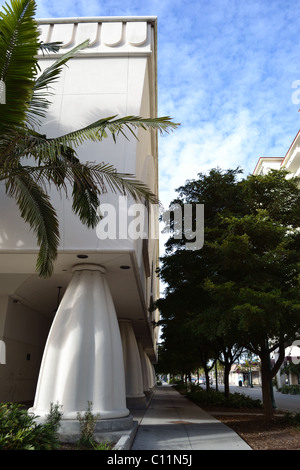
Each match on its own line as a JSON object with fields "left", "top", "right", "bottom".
{"left": 137, "top": 341, "right": 150, "bottom": 395}
{"left": 29, "top": 264, "right": 129, "bottom": 421}
{"left": 119, "top": 319, "right": 146, "bottom": 408}
{"left": 146, "top": 354, "right": 155, "bottom": 389}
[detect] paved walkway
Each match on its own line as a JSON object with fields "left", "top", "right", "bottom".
{"left": 131, "top": 386, "right": 251, "bottom": 450}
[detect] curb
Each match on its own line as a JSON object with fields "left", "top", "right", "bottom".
{"left": 113, "top": 420, "right": 139, "bottom": 450}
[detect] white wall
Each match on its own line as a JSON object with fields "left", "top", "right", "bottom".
{"left": 0, "top": 297, "right": 51, "bottom": 402}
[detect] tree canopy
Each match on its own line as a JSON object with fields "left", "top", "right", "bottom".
{"left": 157, "top": 167, "right": 300, "bottom": 418}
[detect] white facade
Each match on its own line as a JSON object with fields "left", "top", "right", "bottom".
{"left": 253, "top": 129, "right": 300, "bottom": 177}
{"left": 0, "top": 17, "right": 159, "bottom": 425}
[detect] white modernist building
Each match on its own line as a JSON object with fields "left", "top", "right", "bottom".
{"left": 0, "top": 17, "right": 160, "bottom": 433}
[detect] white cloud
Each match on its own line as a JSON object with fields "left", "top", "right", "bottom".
{"left": 158, "top": 108, "right": 261, "bottom": 207}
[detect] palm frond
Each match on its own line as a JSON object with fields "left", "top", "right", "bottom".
{"left": 22, "top": 115, "right": 179, "bottom": 159}
{"left": 38, "top": 41, "right": 62, "bottom": 54}
{"left": 87, "top": 162, "right": 159, "bottom": 204}
{"left": 71, "top": 179, "right": 100, "bottom": 228}
{"left": 0, "top": 0, "right": 39, "bottom": 133}
{"left": 1, "top": 116, "right": 179, "bottom": 164}
{"left": 56, "top": 115, "right": 179, "bottom": 144}
{"left": 5, "top": 167, "right": 60, "bottom": 277}
{"left": 0, "top": 159, "right": 159, "bottom": 205}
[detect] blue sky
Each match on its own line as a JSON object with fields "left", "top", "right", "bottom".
{"left": 3, "top": 0, "right": 300, "bottom": 209}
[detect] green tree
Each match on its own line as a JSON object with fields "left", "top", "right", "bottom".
{"left": 0, "top": 0, "right": 178, "bottom": 277}
{"left": 157, "top": 168, "right": 244, "bottom": 391}
{"left": 156, "top": 282, "right": 204, "bottom": 380}
{"left": 157, "top": 168, "right": 300, "bottom": 419}
{"left": 207, "top": 209, "right": 300, "bottom": 418}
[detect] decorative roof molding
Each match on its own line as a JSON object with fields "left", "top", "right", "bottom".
{"left": 253, "top": 157, "right": 283, "bottom": 175}
{"left": 281, "top": 129, "right": 300, "bottom": 169}
{"left": 37, "top": 17, "right": 157, "bottom": 57}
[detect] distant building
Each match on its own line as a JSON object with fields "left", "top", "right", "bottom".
{"left": 253, "top": 130, "right": 300, "bottom": 177}
{"left": 0, "top": 17, "right": 160, "bottom": 434}
{"left": 272, "top": 345, "right": 300, "bottom": 388}
{"left": 229, "top": 363, "right": 261, "bottom": 387}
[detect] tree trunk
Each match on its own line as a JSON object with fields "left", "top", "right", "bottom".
{"left": 204, "top": 368, "right": 210, "bottom": 391}
{"left": 260, "top": 351, "right": 274, "bottom": 420}
{"left": 219, "top": 349, "right": 232, "bottom": 399}
{"left": 223, "top": 363, "right": 230, "bottom": 399}
{"left": 259, "top": 340, "right": 285, "bottom": 420}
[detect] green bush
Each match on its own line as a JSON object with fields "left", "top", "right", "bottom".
{"left": 227, "top": 391, "right": 262, "bottom": 409}
{"left": 0, "top": 402, "right": 62, "bottom": 450}
{"left": 76, "top": 401, "right": 100, "bottom": 449}
{"left": 170, "top": 380, "right": 189, "bottom": 393}
{"left": 283, "top": 410, "right": 300, "bottom": 428}
{"left": 74, "top": 401, "right": 114, "bottom": 450}
{"left": 280, "top": 385, "right": 300, "bottom": 395}
{"left": 187, "top": 387, "right": 262, "bottom": 409}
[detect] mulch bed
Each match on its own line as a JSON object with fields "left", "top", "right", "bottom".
{"left": 207, "top": 407, "right": 300, "bottom": 450}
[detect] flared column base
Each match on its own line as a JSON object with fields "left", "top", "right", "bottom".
{"left": 32, "top": 414, "right": 136, "bottom": 445}
{"left": 126, "top": 394, "right": 148, "bottom": 410}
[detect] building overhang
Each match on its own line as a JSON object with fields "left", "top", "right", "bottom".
{"left": 0, "top": 249, "right": 156, "bottom": 360}
{"left": 253, "top": 157, "right": 283, "bottom": 175}
{"left": 36, "top": 16, "right": 157, "bottom": 58}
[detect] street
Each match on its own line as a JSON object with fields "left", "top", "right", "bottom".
{"left": 218, "top": 384, "right": 300, "bottom": 413}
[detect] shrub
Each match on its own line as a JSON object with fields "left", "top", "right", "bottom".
{"left": 227, "top": 391, "right": 262, "bottom": 409}
{"left": 76, "top": 401, "right": 100, "bottom": 449}
{"left": 187, "top": 387, "right": 262, "bottom": 409}
{"left": 0, "top": 402, "right": 62, "bottom": 450}
{"left": 280, "top": 385, "right": 300, "bottom": 395}
{"left": 283, "top": 410, "right": 300, "bottom": 430}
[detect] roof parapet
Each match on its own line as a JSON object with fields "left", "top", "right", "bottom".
{"left": 37, "top": 17, "right": 156, "bottom": 56}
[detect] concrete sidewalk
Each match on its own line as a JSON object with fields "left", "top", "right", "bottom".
{"left": 130, "top": 385, "right": 252, "bottom": 450}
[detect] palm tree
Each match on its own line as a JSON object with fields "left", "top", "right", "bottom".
{"left": 0, "top": 0, "right": 178, "bottom": 277}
